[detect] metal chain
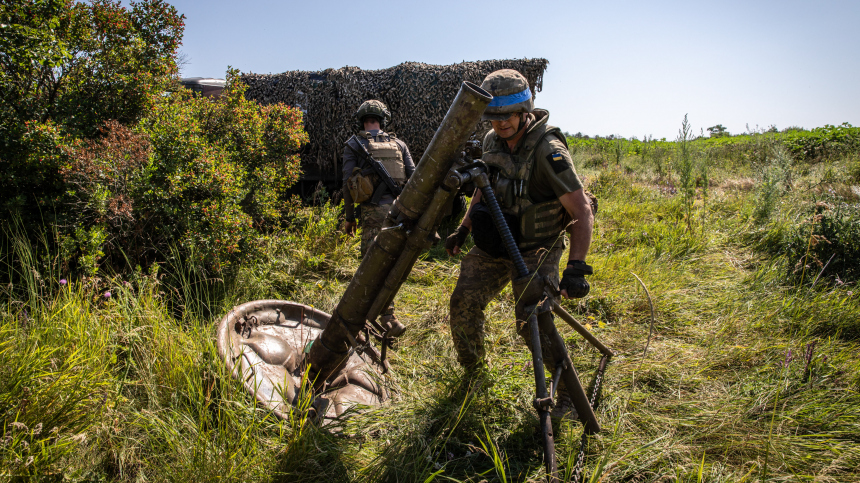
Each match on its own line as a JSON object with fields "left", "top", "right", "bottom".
{"left": 571, "top": 354, "right": 610, "bottom": 483}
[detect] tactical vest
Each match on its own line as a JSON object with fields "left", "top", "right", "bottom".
{"left": 481, "top": 113, "right": 570, "bottom": 250}
{"left": 359, "top": 131, "right": 406, "bottom": 185}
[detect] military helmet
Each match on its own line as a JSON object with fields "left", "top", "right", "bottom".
{"left": 355, "top": 99, "right": 391, "bottom": 128}
{"left": 480, "top": 69, "right": 534, "bottom": 121}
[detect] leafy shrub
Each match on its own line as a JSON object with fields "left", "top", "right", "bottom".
{"left": 782, "top": 201, "right": 860, "bottom": 285}
{"left": 0, "top": 0, "right": 185, "bottom": 225}
{"left": 56, "top": 71, "right": 308, "bottom": 274}
{"left": 781, "top": 123, "right": 860, "bottom": 162}
{"left": 1, "top": 2, "right": 308, "bottom": 276}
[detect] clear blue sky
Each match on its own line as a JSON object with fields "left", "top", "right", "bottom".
{"left": 170, "top": 0, "right": 859, "bottom": 140}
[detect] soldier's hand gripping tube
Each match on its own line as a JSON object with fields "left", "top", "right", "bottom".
{"left": 306, "top": 82, "right": 492, "bottom": 383}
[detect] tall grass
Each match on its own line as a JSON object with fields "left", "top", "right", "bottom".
{"left": 1, "top": 137, "right": 859, "bottom": 481}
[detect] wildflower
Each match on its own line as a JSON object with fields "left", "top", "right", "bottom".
{"left": 10, "top": 422, "right": 27, "bottom": 431}
{"left": 59, "top": 279, "right": 67, "bottom": 285}
{"left": 33, "top": 423, "right": 42, "bottom": 435}
{"left": 104, "top": 291, "right": 111, "bottom": 299}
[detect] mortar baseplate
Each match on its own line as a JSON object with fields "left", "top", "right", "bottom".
{"left": 217, "top": 300, "right": 388, "bottom": 422}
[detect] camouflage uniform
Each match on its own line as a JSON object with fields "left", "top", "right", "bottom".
{"left": 450, "top": 243, "right": 565, "bottom": 368}
{"left": 342, "top": 129, "right": 415, "bottom": 255}
{"left": 357, "top": 203, "right": 393, "bottom": 254}
{"left": 449, "top": 111, "right": 583, "bottom": 374}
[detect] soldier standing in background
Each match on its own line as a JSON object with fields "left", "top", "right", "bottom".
{"left": 444, "top": 70, "right": 595, "bottom": 419}
{"left": 342, "top": 100, "right": 415, "bottom": 337}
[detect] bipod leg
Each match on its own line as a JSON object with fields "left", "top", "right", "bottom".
{"left": 537, "top": 316, "right": 601, "bottom": 435}
{"left": 570, "top": 354, "right": 611, "bottom": 483}
{"left": 527, "top": 313, "right": 559, "bottom": 483}
{"left": 551, "top": 300, "right": 614, "bottom": 358}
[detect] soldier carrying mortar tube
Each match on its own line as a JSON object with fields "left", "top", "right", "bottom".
{"left": 444, "top": 69, "right": 595, "bottom": 420}
{"left": 342, "top": 100, "right": 415, "bottom": 337}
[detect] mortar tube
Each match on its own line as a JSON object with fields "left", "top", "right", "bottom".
{"left": 367, "top": 182, "right": 461, "bottom": 322}
{"left": 393, "top": 83, "right": 492, "bottom": 221}
{"left": 307, "top": 82, "right": 492, "bottom": 380}
{"left": 307, "top": 225, "right": 409, "bottom": 381}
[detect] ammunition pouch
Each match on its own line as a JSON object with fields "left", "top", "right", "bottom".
{"left": 347, "top": 168, "right": 375, "bottom": 204}
{"left": 518, "top": 200, "right": 571, "bottom": 247}
{"left": 470, "top": 201, "right": 519, "bottom": 259}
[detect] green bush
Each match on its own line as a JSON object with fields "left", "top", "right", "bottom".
{"left": 0, "top": 0, "right": 185, "bottom": 223}
{"left": 1, "top": 1, "right": 308, "bottom": 276}
{"left": 781, "top": 201, "right": 860, "bottom": 285}
{"left": 57, "top": 71, "right": 308, "bottom": 274}
{"left": 782, "top": 123, "right": 860, "bottom": 162}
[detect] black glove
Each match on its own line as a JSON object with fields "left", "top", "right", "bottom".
{"left": 445, "top": 225, "right": 470, "bottom": 254}
{"left": 560, "top": 261, "right": 593, "bottom": 298}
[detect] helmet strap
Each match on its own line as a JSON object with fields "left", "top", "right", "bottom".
{"left": 499, "top": 113, "right": 529, "bottom": 141}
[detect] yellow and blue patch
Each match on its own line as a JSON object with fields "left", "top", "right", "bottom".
{"left": 547, "top": 152, "right": 569, "bottom": 174}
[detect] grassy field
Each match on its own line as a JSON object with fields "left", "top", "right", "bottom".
{"left": 2, "top": 131, "right": 859, "bottom": 482}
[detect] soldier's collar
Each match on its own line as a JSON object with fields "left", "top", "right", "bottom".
{"left": 525, "top": 109, "right": 549, "bottom": 135}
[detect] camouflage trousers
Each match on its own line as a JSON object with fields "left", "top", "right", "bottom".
{"left": 449, "top": 244, "right": 564, "bottom": 373}
{"left": 359, "top": 202, "right": 392, "bottom": 255}
{"left": 360, "top": 202, "right": 397, "bottom": 318}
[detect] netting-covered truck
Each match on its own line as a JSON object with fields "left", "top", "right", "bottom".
{"left": 241, "top": 59, "right": 549, "bottom": 197}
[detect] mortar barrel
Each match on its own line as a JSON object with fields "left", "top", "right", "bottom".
{"left": 307, "top": 82, "right": 491, "bottom": 380}
{"left": 393, "top": 82, "right": 492, "bottom": 221}
{"left": 367, "top": 182, "right": 460, "bottom": 322}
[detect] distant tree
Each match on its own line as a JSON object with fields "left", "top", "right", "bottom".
{"left": 707, "top": 124, "right": 730, "bottom": 137}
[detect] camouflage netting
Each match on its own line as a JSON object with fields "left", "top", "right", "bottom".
{"left": 241, "top": 59, "right": 549, "bottom": 181}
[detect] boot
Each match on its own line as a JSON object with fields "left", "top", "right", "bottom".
{"left": 379, "top": 306, "right": 406, "bottom": 337}
{"left": 551, "top": 385, "right": 579, "bottom": 422}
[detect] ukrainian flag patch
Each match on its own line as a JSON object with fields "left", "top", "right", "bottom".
{"left": 547, "top": 152, "right": 569, "bottom": 174}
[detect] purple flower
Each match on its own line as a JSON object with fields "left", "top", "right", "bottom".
{"left": 104, "top": 291, "right": 111, "bottom": 299}
{"left": 60, "top": 279, "right": 67, "bottom": 285}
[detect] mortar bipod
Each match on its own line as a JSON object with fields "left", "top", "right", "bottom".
{"left": 469, "top": 167, "right": 613, "bottom": 482}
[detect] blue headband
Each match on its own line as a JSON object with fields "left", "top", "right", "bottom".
{"left": 487, "top": 87, "right": 532, "bottom": 107}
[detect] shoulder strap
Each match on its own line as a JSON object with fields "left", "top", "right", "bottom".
{"left": 519, "top": 126, "right": 564, "bottom": 201}
{"left": 345, "top": 135, "right": 369, "bottom": 168}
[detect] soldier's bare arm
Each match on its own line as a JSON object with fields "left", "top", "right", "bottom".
{"left": 558, "top": 189, "right": 593, "bottom": 298}
{"left": 559, "top": 189, "right": 593, "bottom": 262}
